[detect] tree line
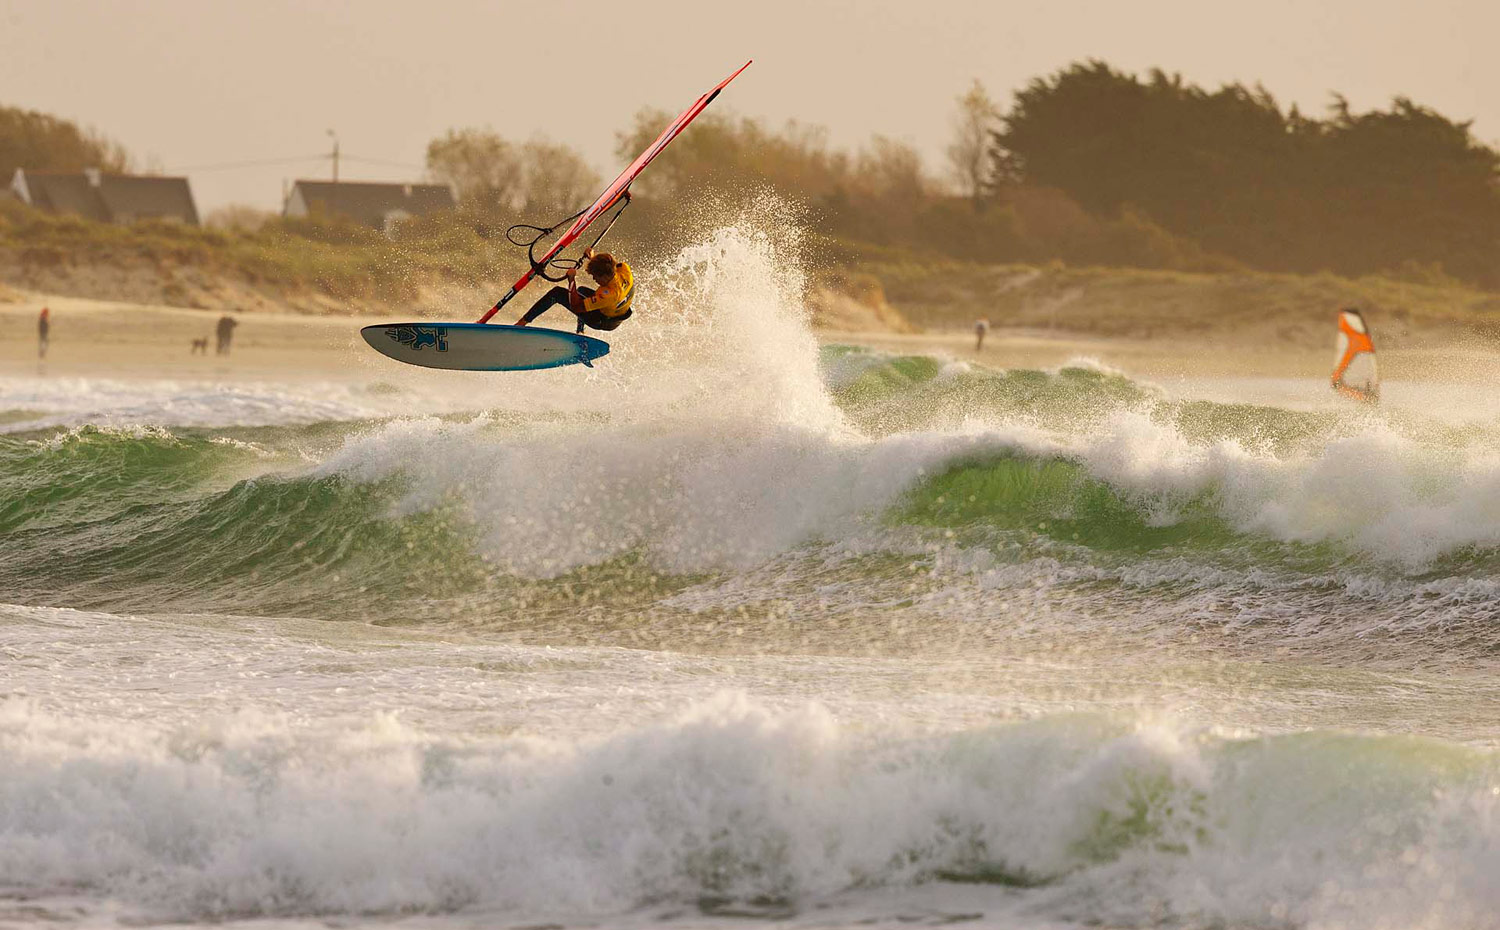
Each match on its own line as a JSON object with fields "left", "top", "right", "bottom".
{"left": 7, "top": 61, "right": 1500, "bottom": 290}
{"left": 992, "top": 61, "right": 1500, "bottom": 287}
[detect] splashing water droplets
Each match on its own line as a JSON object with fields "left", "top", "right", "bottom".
{"left": 604, "top": 200, "right": 847, "bottom": 434}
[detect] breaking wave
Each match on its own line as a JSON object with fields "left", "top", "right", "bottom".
{"left": 1, "top": 691, "right": 1496, "bottom": 927}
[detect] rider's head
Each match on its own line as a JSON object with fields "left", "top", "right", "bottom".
{"left": 586, "top": 252, "right": 617, "bottom": 284}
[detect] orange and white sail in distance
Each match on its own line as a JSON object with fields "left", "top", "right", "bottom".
{"left": 1331, "top": 308, "right": 1378, "bottom": 403}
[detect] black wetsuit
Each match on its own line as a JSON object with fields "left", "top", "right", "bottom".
{"left": 519, "top": 286, "right": 632, "bottom": 333}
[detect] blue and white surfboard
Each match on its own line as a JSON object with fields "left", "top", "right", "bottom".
{"left": 360, "top": 323, "right": 610, "bottom": 371}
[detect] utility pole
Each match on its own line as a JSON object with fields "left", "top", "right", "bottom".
{"left": 327, "top": 129, "right": 339, "bottom": 182}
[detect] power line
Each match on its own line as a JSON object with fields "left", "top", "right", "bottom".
{"left": 340, "top": 154, "right": 427, "bottom": 171}
{"left": 161, "top": 154, "right": 329, "bottom": 173}
{"left": 161, "top": 152, "right": 427, "bottom": 175}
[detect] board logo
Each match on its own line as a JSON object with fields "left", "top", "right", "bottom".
{"left": 385, "top": 325, "right": 448, "bottom": 352}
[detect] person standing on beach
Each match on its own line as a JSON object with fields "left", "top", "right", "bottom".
{"left": 215, "top": 314, "right": 238, "bottom": 356}
{"left": 37, "top": 306, "right": 50, "bottom": 359}
{"left": 974, "top": 317, "right": 989, "bottom": 351}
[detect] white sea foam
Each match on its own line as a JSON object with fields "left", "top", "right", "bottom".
{"left": 0, "top": 375, "right": 397, "bottom": 431}
{"left": 315, "top": 391, "right": 1500, "bottom": 576}
{"left": 1, "top": 690, "right": 1496, "bottom": 929}
{"left": 320, "top": 414, "right": 1023, "bottom": 574}
{"left": 1061, "top": 411, "right": 1500, "bottom": 567}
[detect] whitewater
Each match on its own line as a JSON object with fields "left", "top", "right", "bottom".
{"left": 3, "top": 218, "right": 1500, "bottom": 929}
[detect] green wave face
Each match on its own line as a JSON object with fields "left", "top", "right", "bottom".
{"left": 890, "top": 452, "right": 1400, "bottom": 588}
{"left": 0, "top": 425, "right": 466, "bottom": 617}
{"left": 0, "top": 423, "right": 689, "bottom": 625}
{"left": 900, "top": 452, "right": 1235, "bottom": 551}
{"left": 830, "top": 352, "right": 1162, "bottom": 437}
{"left": 3, "top": 355, "right": 1499, "bottom": 646}
{"left": 0, "top": 426, "right": 233, "bottom": 534}
{"left": 828, "top": 349, "right": 1500, "bottom": 573}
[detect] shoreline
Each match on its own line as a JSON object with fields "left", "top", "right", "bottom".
{"left": 3, "top": 293, "right": 1497, "bottom": 386}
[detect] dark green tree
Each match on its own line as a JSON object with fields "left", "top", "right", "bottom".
{"left": 991, "top": 61, "right": 1500, "bottom": 286}
{"left": 0, "top": 104, "right": 130, "bottom": 180}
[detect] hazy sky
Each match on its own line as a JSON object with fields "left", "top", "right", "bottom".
{"left": 2, "top": 0, "right": 1496, "bottom": 213}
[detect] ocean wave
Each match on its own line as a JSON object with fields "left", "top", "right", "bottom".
{"left": 5, "top": 224, "right": 1500, "bottom": 633}
{"left": 312, "top": 399, "right": 1500, "bottom": 573}
{"left": 1, "top": 694, "right": 1495, "bottom": 927}
{"left": 6, "top": 394, "right": 1500, "bottom": 634}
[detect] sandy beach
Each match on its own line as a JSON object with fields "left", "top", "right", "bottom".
{"left": 5, "top": 291, "right": 1498, "bottom": 390}
{"left": 1, "top": 296, "right": 369, "bottom": 382}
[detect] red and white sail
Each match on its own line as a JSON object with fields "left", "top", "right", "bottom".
{"left": 477, "top": 61, "right": 752, "bottom": 323}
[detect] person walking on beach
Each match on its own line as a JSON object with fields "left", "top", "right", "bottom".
{"left": 974, "top": 317, "right": 989, "bottom": 351}
{"left": 215, "top": 314, "right": 238, "bottom": 356}
{"left": 37, "top": 306, "right": 50, "bottom": 358}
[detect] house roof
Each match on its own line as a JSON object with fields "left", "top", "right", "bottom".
{"left": 19, "top": 172, "right": 110, "bottom": 221}
{"left": 288, "top": 180, "right": 455, "bottom": 227}
{"left": 96, "top": 174, "right": 199, "bottom": 224}
{"left": 12, "top": 169, "right": 198, "bottom": 224}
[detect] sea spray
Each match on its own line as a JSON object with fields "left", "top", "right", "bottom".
{"left": 605, "top": 199, "right": 848, "bottom": 434}
{"left": 316, "top": 215, "right": 885, "bottom": 574}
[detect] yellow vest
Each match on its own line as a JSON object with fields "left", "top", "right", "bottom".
{"left": 583, "top": 262, "right": 634, "bottom": 318}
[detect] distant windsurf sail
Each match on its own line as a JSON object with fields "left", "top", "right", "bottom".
{"left": 475, "top": 60, "right": 752, "bottom": 324}
{"left": 1331, "top": 308, "right": 1378, "bottom": 403}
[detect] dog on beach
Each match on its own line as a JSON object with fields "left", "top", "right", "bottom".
{"left": 190, "top": 337, "right": 209, "bottom": 355}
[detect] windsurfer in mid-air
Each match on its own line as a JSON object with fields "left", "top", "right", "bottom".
{"left": 514, "top": 249, "right": 634, "bottom": 333}
{"left": 363, "top": 61, "right": 750, "bottom": 370}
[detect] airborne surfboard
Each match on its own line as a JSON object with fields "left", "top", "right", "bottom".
{"left": 361, "top": 323, "right": 609, "bottom": 371}
{"left": 361, "top": 60, "right": 752, "bottom": 372}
